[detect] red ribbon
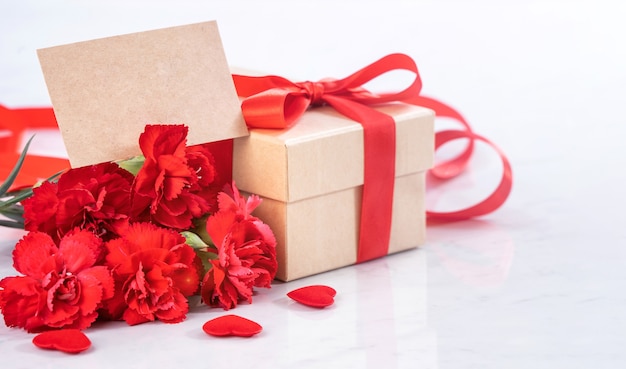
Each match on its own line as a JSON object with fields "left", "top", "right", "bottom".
{"left": 0, "top": 106, "right": 233, "bottom": 190}
{"left": 232, "top": 53, "right": 512, "bottom": 262}
{"left": 0, "top": 105, "right": 70, "bottom": 189}
{"left": 405, "top": 95, "right": 513, "bottom": 220}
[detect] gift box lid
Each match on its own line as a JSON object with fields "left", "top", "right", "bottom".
{"left": 233, "top": 103, "right": 434, "bottom": 203}
{"left": 37, "top": 21, "right": 248, "bottom": 168}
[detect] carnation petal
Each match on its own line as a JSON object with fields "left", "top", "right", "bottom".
{"left": 63, "top": 311, "right": 99, "bottom": 331}
{"left": 76, "top": 269, "right": 108, "bottom": 314}
{"left": 127, "top": 222, "right": 185, "bottom": 252}
{"left": 185, "top": 148, "right": 216, "bottom": 187}
{"left": 139, "top": 125, "right": 188, "bottom": 162}
{"left": 153, "top": 198, "right": 193, "bottom": 229}
{"left": 223, "top": 279, "right": 242, "bottom": 309}
{"left": 42, "top": 298, "right": 80, "bottom": 326}
{"left": 158, "top": 156, "right": 193, "bottom": 195}
{"left": 165, "top": 242, "right": 198, "bottom": 266}
{"left": 105, "top": 237, "right": 135, "bottom": 273}
{"left": 56, "top": 189, "right": 98, "bottom": 232}
{"left": 169, "top": 266, "right": 199, "bottom": 297}
{"left": 206, "top": 211, "right": 238, "bottom": 249}
{"left": 252, "top": 220, "right": 277, "bottom": 249}
{"left": 81, "top": 265, "right": 115, "bottom": 300}
{"left": 101, "top": 281, "right": 127, "bottom": 320}
{"left": 58, "top": 231, "right": 101, "bottom": 273}
{"left": 122, "top": 307, "right": 153, "bottom": 326}
{"left": 131, "top": 249, "right": 171, "bottom": 271}
{"left": 13, "top": 232, "right": 58, "bottom": 278}
{"left": 22, "top": 181, "right": 59, "bottom": 234}
{"left": 0, "top": 276, "right": 46, "bottom": 331}
{"left": 154, "top": 292, "right": 188, "bottom": 324}
{"left": 216, "top": 190, "right": 239, "bottom": 214}
{"left": 143, "top": 264, "right": 171, "bottom": 296}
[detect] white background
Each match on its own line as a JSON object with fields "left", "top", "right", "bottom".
{"left": 1, "top": 1, "right": 625, "bottom": 368}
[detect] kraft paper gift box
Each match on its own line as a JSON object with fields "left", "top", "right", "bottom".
{"left": 233, "top": 103, "right": 434, "bottom": 281}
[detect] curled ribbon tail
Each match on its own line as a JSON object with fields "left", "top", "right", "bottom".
{"left": 405, "top": 95, "right": 474, "bottom": 179}
{"left": 426, "top": 130, "right": 513, "bottom": 221}
{"left": 406, "top": 97, "right": 513, "bottom": 221}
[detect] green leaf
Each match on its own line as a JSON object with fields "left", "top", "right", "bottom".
{"left": 42, "top": 169, "right": 64, "bottom": 184}
{"left": 0, "top": 188, "right": 33, "bottom": 209}
{"left": 181, "top": 231, "right": 210, "bottom": 249}
{"left": 0, "top": 168, "right": 63, "bottom": 208}
{"left": 0, "top": 144, "right": 67, "bottom": 229}
{"left": 0, "top": 135, "right": 35, "bottom": 196}
{"left": 195, "top": 249, "right": 218, "bottom": 277}
{"left": 191, "top": 214, "right": 213, "bottom": 246}
{"left": 0, "top": 206, "right": 24, "bottom": 221}
{"left": 0, "top": 219, "right": 24, "bottom": 229}
{"left": 117, "top": 155, "right": 145, "bottom": 176}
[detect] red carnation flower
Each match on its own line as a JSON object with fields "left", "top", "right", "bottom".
{"left": 22, "top": 162, "right": 134, "bottom": 241}
{"left": 130, "top": 125, "right": 218, "bottom": 230}
{"left": 104, "top": 222, "right": 199, "bottom": 325}
{"left": 201, "top": 183, "right": 277, "bottom": 310}
{"left": 0, "top": 230, "right": 114, "bottom": 332}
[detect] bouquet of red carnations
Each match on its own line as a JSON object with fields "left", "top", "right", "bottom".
{"left": 0, "top": 124, "right": 277, "bottom": 333}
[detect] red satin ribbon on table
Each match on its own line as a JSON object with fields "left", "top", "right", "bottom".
{"left": 0, "top": 106, "right": 233, "bottom": 189}
{"left": 0, "top": 105, "right": 70, "bottom": 189}
{"left": 233, "top": 53, "right": 512, "bottom": 263}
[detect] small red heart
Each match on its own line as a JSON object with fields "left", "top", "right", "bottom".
{"left": 287, "top": 285, "right": 337, "bottom": 308}
{"left": 202, "top": 315, "right": 262, "bottom": 337}
{"left": 32, "top": 329, "right": 91, "bottom": 354}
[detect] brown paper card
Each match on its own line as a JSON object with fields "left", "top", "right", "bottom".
{"left": 38, "top": 21, "right": 248, "bottom": 167}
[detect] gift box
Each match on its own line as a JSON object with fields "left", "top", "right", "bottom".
{"left": 233, "top": 103, "right": 434, "bottom": 281}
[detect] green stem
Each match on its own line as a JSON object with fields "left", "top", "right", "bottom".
{"left": 0, "top": 219, "right": 25, "bottom": 229}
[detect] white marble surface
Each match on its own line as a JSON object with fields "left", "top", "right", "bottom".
{"left": 1, "top": 1, "right": 625, "bottom": 368}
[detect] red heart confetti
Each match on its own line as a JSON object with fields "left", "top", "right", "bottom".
{"left": 287, "top": 285, "right": 337, "bottom": 308}
{"left": 32, "top": 329, "right": 91, "bottom": 354}
{"left": 202, "top": 315, "right": 263, "bottom": 337}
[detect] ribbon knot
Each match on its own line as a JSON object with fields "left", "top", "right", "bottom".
{"left": 299, "top": 81, "right": 326, "bottom": 106}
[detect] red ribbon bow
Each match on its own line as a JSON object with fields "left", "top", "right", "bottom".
{"left": 233, "top": 53, "right": 423, "bottom": 129}
{"left": 233, "top": 53, "right": 512, "bottom": 263}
